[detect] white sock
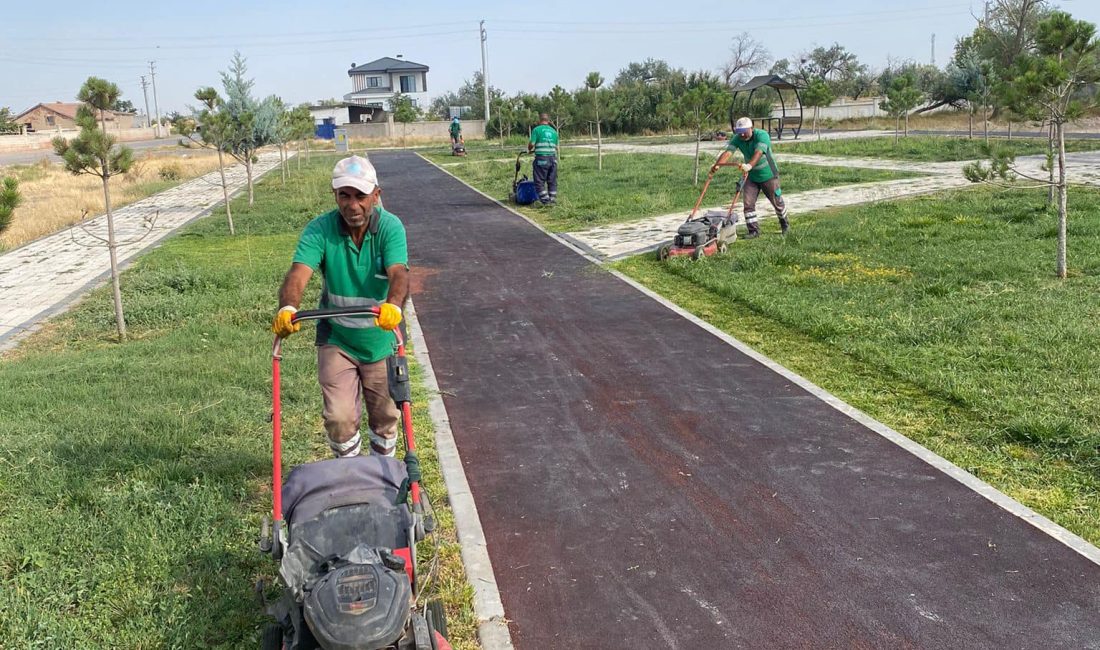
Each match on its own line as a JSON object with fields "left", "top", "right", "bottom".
{"left": 329, "top": 431, "right": 362, "bottom": 458}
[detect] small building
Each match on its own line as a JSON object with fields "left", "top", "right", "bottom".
{"left": 308, "top": 103, "right": 352, "bottom": 127}
{"left": 14, "top": 102, "right": 139, "bottom": 133}
{"left": 342, "top": 56, "right": 430, "bottom": 119}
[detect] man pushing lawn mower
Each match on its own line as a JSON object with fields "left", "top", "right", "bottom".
{"left": 711, "top": 116, "right": 790, "bottom": 238}
{"left": 272, "top": 155, "right": 409, "bottom": 459}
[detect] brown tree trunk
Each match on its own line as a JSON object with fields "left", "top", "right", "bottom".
{"left": 968, "top": 110, "right": 973, "bottom": 139}
{"left": 102, "top": 174, "right": 126, "bottom": 341}
{"left": 217, "top": 148, "right": 234, "bottom": 235}
{"left": 983, "top": 106, "right": 989, "bottom": 146}
{"left": 245, "top": 154, "right": 254, "bottom": 206}
{"left": 1056, "top": 121, "right": 1067, "bottom": 279}
{"left": 280, "top": 144, "right": 286, "bottom": 185}
{"left": 693, "top": 129, "right": 702, "bottom": 185}
{"left": 1047, "top": 121, "right": 1055, "bottom": 206}
{"left": 596, "top": 103, "right": 602, "bottom": 171}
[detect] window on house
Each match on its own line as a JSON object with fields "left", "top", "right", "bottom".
{"left": 46, "top": 115, "right": 55, "bottom": 126}
{"left": 400, "top": 75, "right": 416, "bottom": 93}
{"left": 368, "top": 76, "right": 380, "bottom": 88}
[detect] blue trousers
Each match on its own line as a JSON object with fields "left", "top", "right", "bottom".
{"left": 533, "top": 155, "right": 557, "bottom": 203}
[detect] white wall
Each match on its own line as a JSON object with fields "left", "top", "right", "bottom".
{"left": 310, "top": 106, "right": 350, "bottom": 126}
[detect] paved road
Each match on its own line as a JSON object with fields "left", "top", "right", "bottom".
{"left": 0, "top": 138, "right": 183, "bottom": 166}
{"left": 377, "top": 150, "right": 1100, "bottom": 650}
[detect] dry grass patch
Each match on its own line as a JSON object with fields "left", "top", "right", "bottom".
{"left": 0, "top": 151, "right": 223, "bottom": 250}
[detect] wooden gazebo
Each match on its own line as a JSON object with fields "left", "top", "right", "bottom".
{"left": 729, "top": 75, "right": 803, "bottom": 140}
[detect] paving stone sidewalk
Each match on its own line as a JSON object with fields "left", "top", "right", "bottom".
{"left": 0, "top": 150, "right": 285, "bottom": 348}
{"left": 566, "top": 144, "right": 1100, "bottom": 260}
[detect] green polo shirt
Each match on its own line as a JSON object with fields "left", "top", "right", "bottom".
{"left": 292, "top": 207, "right": 409, "bottom": 363}
{"left": 529, "top": 124, "right": 559, "bottom": 156}
{"left": 727, "top": 128, "right": 778, "bottom": 183}
{"left": 450, "top": 121, "right": 461, "bottom": 137}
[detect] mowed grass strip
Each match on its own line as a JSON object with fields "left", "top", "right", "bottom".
{"left": 430, "top": 151, "right": 922, "bottom": 232}
{"left": 616, "top": 185, "right": 1100, "bottom": 544}
{"left": 779, "top": 134, "right": 1100, "bottom": 161}
{"left": 0, "top": 154, "right": 478, "bottom": 649}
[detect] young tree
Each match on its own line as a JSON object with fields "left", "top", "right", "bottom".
{"left": 0, "top": 177, "right": 20, "bottom": 236}
{"left": 52, "top": 77, "right": 135, "bottom": 340}
{"left": 285, "top": 105, "right": 316, "bottom": 171}
{"left": 546, "top": 85, "right": 574, "bottom": 160}
{"left": 966, "top": 11, "right": 1100, "bottom": 279}
{"left": 391, "top": 93, "right": 419, "bottom": 148}
{"left": 178, "top": 86, "right": 236, "bottom": 234}
{"left": 801, "top": 79, "right": 835, "bottom": 139}
{"left": 879, "top": 73, "right": 923, "bottom": 142}
{"left": 677, "top": 73, "right": 730, "bottom": 184}
{"left": 585, "top": 72, "right": 605, "bottom": 170}
{"left": 0, "top": 107, "right": 20, "bottom": 134}
{"left": 220, "top": 51, "right": 279, "bottom": 206}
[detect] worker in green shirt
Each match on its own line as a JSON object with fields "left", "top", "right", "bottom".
{"left": 528, "top": 113, "right": 559, "bottom": 205}
{"left": 449, "top": 117, "right": 463, "bottom": 146}
{"left": 271, "top": 155, "right": 410, "bottom": 458}
{"left": 711, "top": 116, "right": 790, "bottom": 238}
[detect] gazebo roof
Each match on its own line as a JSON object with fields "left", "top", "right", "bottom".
{"left": 730, "top": 75, "right": 799, "bottom": 92}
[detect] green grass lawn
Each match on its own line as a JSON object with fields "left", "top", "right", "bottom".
{"left": 0, "top": 154, "right": 478, "bottom": 649}
{"left": 429, "top": 152, "right": 923, "bottom": 232}
{"left": 779, "top": 135, "right": 1100, "bottom": 161}
{"left": 616, "top": 185, "right": 1100, "bottom": 544}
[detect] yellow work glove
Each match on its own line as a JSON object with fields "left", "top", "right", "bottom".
{"left": 739, "top": 163, "right": 753, "bottom": 173}
{"left": 375, "top": 303, "right": 402, "bottom": 331}
{"left": 271, "top": 306, "right": 300, "bottom": 338}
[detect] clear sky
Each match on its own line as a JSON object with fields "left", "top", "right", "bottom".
{"left": 1, "top": 0, "right": 1095, "bottom": 116}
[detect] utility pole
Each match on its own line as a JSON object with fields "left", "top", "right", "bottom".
{"left": 148, "top": 60, "right": 163, "bottom": 138}
{"left": 931, "top": 33, "right": 936, "bottom": 66}
{"left": 480, "top": 20, "right": 490, "bottom": 128}
{"left": 139, "top": 75, "right": 152, "bottom": 130}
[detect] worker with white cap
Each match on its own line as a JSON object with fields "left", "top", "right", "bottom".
{"left": 711, "top": 116, "right": 790, "bottom": 237}
{"left": 272, "top": 155, "right": 410, "bottom": 458}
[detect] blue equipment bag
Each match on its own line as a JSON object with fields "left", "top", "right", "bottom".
{"left": 515, "top": 180, "right": 539, "bottom": 205}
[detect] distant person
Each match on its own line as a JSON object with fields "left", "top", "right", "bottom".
{"left": 271, "top": 155, "right": 409, "bottom": 458}
{"left": 449, "top": 116, "right": 463, "bottom": 146}
{"left": 711, "top": 116, "right": 790, "bottom": 237}
{"left": 527, "top": 113, "right": 559, "bottom": 205}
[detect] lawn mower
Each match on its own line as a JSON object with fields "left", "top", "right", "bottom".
{"left": 259, "top": 305, "right": 451, "bottom": 650}
{"left": 450, "top": 137, "right": 466, "bottom": 157}
{"left": 657, "top": 169, "right": 747, "bottom": 261}
{"left": 508, "top": 151, "right": 539, "bottom": 206}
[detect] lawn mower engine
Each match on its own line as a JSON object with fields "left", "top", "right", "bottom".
{"left": 674, "top": 220, "right": 714, "bottom": 248}
{"left": 303, "top": 548, "right": 412, "bottom": 650}
{"left": 267, "top": 457, "right": 444, "bottom": 650}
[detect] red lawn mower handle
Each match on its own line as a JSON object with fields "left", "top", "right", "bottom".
{"left": 270, "top": 304, "right": 419, "bottom": 540}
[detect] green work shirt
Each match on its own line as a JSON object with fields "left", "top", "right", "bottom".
{"left": 450, "top": 122, "right": 461, "bottom": 137}
{"left": 292, "top": 207, "right": 409, "bottom": 363}
{"left": 529, "top": 124, "right": 559, "bottom": 156}
{"left": 727, "top": 128, "right": 778, "bottom": 183}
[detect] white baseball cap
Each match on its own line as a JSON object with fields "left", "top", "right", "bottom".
{"left": 734, "top": 117, "right": 753, "bottom": 134}
{"left": 332, "top": 155, "right": 378, "bottom": 194}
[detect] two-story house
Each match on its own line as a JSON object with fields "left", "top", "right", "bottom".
{"left": 342, "top": 56, "right": 429, "bottom": 121}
